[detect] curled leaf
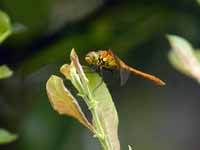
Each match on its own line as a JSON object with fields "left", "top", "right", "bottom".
{"left": 46, "top": 75, "right": 93, "bottom": 131}
{"left": 0, "top": 129, "right": 17, "bottom": 144}
{"left": 70, "top": 48, "right": 89, "bottom": 85}
{"left": 167, "top": 35, "right": 200, "bottom": 83}
{"left": 0, "top": 65, "right": 13, "bottom": 79}
{"left": 60, "top": 64, "right": 71, "bottom": 80}
{"left": 0, "top": 10, "right": 11, "bottom": 43}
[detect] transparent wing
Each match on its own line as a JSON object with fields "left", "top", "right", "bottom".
{"left": 108, "top": 49, "right": 130, "bottom": 86}
{"left": 120, "top": 69, "right": 130, "bottom": 86}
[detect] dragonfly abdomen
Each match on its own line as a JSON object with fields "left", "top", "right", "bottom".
{"left": 124, "top": 65, "right": 165, "bottom": 86}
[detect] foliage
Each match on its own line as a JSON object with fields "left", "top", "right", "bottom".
{"left": 0, "top": 129, "right": 17, "bottom": 144}
{"left": 128, "top": 145, "right": 132, "bottom": 150}
{"left": 0, "top": 10, "right": 11, "bottom": 43}
{"left": 46, "top": 49, "right": 120, "bottom": 150}
{"left": 0, "top": 11, "right": 13, "bottom": 80}
{"left": 0, "top": 65, "right": 13, "bottom": 79}
{"left": 0, "top": 10, "right": 17, "bottom": 145}
{"left": 168, "top": 35, "right": 200, "bottom": 83}
{"left": 1, "top": 1, "right": 200, "bottom": 150}
{"left": 197, "top": 0, "right": 200, "bottom": 5}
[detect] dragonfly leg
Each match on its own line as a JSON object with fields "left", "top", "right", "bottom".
{"left": 91, "top": 65, "right": 98, "bottom": 71}
{"left": 99, "top": 67, "right": 103, "bottom": 77}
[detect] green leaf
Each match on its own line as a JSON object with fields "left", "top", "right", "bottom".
{"left": 128, "top": 145, "right": 132, "bottom": 150}
{"left": 60, "top": 49, "right": 120, "bottom": 150}
{"left": 1, "top": 0, "right": 50, "bottom": 42}
{"left": 86, "top": 68, "right": 120, "bottom": 150}
{"left": 0, "top": 10, "right": 11, "bottom": 43}
{"left": 0, "top": 129, "right": 17, "bottom": 144}
{"left": 167, "top": 35, "right": 200, "bottom": 82}
{"left": 194, "top": 49, "right": 200, "bottom": 62}
{"left": 0, "top": 65, "right": 13, "bottom": 79}
{"left": 197, "top": 0, "right": 200, "bottom": 5}
{"left": 46, "top": 75, "right": 93, "bottom": 131}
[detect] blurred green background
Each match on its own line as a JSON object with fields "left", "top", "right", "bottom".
{"left": 1, "top": 0, "right": 200, "bottom": 150}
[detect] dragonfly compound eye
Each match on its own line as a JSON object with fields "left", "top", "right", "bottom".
{"left": 85, "top": 51, "right": 98, "bottom": 65}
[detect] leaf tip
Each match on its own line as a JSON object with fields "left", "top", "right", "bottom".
{"left": 128, "top": 145, "right": 133, "bottom": 150}
{"left": 166, "top": 34, "right": 177, "bottom": 43}
{"left": 0, "top": 129, "right": 18, "bottom": 144}
{"left": 0, "top": 65, "right": 13, "bottom": 79}
{"left": 70, "top": 48, "right": 77, "bottom": 58}
{"left": 60, "top": 64, "right": 71, "bottom": 80}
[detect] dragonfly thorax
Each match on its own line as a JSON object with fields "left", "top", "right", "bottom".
{"left": 85, "top": 50, "right": 118, "bottom": 69}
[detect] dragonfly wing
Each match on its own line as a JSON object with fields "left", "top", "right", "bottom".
{"left": 120, "top": 69, "right": 130, "bottom": 86}
{"left": 108, "top": 49, "right": 130, "bottom": 85}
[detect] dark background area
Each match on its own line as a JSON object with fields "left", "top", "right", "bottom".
{"left": 1, "top": 0, "right": 200, "bottom": 150}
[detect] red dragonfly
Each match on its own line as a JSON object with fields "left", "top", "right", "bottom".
{"left": 85, "top": 50, "right": 165, "bottom": 86}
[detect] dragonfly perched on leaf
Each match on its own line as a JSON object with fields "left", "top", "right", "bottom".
{"left": 85, "top": 50, "right": 165, "bottom": 86}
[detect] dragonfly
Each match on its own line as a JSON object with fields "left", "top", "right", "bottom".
{"left": 85, "top": 50, "right": 165, "bottom": 86}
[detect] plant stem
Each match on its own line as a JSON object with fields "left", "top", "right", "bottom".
{"left": 85, "top": 87, "right": 109, "bottom": 150}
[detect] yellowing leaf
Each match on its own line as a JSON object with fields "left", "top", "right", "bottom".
{"left": 0, "top": 65, "right": 13, "bottom": 79}
{"left": 46, "top": 75, "right": 93, "bottom": 131}
{"left": 60, "top": 64, "right": 71, "bottom": 80}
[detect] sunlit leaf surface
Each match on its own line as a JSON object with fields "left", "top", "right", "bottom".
{"left": 86, "top": 68, "right": 120, "bottom": 150}
{"left": 52, "top": 49, "right": 120, "bottom": 150}
{"left": 168, "top": 35, "right": 200, "bottom": 83}
{"left": 66, "top": 49, "right": 120, "bottom": 150}
{"left": 0, "top": 10, "right": 11, "bottom": 43}
{"left": 46, "top": 75, "right": 93, "bottom": 131}
{"left": 0, "top": 65, "right": 13, "bottom": 79}
{"left": 128, "top": 145, "right": 132, "bottom": 150}
{"left": 0, "top": 129, "right": 17, "bottom": 144}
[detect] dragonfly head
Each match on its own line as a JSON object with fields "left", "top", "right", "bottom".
{"left": 85, "top": 51, "right": 99, "bottom": 65}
